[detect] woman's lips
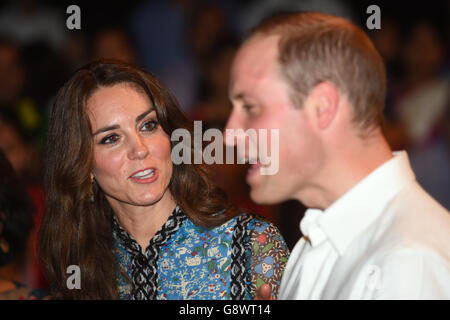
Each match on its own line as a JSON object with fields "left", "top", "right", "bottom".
{"left": 129, "top": 168, "right": 158, "bottom": 184}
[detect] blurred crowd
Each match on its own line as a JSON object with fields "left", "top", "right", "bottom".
{"left": 0, "top": 0, "right": 448, "bottom": 295}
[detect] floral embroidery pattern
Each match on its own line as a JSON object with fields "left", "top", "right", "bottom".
{"left": 249, "top": 220, "right": 289, "bottom": 298}
{"left": 157, "top": 218, "right": 237, "bottom": 299}
{"left": 113, "top": 210, "right": 289, "bottom": 300}
{"left": 113, "top": 206, "right": 186, "bottom": 300}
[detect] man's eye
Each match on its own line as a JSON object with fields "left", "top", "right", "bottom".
{"left": 141, "top": 119, "right": 158, "bottom": 132}
{"left": 243, "top": 104, "right": 253, "bottom": 111}
{"left": 243, "top": 104, "right": 259, "bottom": 117}
{"left": 100, "top": 134, "right": 120, "bottom": 145}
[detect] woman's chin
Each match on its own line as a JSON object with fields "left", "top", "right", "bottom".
{"left": 104, "top": 192, "right": 165, "bottom": 208}
{"left": 132, "top": 194, "right": 165, "bottom": 206}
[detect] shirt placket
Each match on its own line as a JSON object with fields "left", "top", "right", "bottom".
{"left": 297, "top": 223, "right": 329, "bottom": 299}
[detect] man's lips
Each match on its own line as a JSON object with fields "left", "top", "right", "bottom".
{"left": 246, "top": 159, "right": 261, "bottom": 183}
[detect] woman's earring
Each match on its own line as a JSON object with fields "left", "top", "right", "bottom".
{"left": 89, "top": 175, "right": 95, "bottom": 203}
{"left": 0, "top": 220, "right": 8, "bottom": 253}
{"left": 0, "top": 237, "right": 9, "bottom": 254}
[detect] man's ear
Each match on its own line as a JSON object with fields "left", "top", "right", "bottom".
{"left": 306, "top": 82, "right": 340, "bottom": 130}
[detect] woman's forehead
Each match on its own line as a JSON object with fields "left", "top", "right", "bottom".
{"left": 87, "top": 84, "right": 154, "bottom": 125}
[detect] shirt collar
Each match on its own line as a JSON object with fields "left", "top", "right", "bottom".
{"left": 112, "top": 204, "right": 186, "bottom": 256}
{"left": 300, "top": 151, "right": 416, "bottom": 255}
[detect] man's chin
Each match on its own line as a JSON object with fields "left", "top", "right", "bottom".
{"left": 249, "top": 186, "right": 282, "bottom": 205}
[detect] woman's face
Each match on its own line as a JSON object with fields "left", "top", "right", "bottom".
{"left": 87, "top": 83, "right": 173, "bottom": 209}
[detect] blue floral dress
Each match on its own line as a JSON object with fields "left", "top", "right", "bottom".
{"left": 113, "top": 205, "right": 289, "bottom": 300}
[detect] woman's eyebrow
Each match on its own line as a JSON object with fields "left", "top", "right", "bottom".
{"left": 92, "top": 124, "right": 120, "bottom": 136}
{"left": 135, "top": 108, "right": 154, "bottom": 123}
{"left": 92, "top": 108, "right": 155, "bottom": 136}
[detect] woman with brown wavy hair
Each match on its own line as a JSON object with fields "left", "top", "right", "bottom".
{"left": 39, "top": 60, "right": 288, "bottom": 300}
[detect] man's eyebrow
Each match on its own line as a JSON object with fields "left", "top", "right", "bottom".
{"left": 92, "top": 108, "right": 155, "bottom": 136}
{"left": 231, "top": 92, "right": 246, "bottom": 101}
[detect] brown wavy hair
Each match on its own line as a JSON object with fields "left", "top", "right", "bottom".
{"left": 39, "top": 60, "right": 239, "bottom": 299}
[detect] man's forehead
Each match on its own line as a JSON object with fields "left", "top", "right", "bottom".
{"left": 230, "top": 34, "right": 281, "bottom": 97}
{"left": 235, "top": 35, "right": 279, "bottom": 74}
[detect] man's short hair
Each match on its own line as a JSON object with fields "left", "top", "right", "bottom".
{"left": 249, "top": 12, "right": 387, "bottom": 131}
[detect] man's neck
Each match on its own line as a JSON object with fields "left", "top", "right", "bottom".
{"left": 297, "top": 133, "right": 393, "bottom": 210}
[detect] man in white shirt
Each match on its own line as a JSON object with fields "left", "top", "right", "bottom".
{"left": 224, "top": 12, "right": 450, "bottom": 299}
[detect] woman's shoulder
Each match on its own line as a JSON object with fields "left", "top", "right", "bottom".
{"left": 186, "top": 211, "right": 287, "bottom": 248}
{"left": 230, "top": 212, "right": 290, "bottom": 299}
{"left": 240, "top": 213, "right": 289, "bottom": 252}
{"left": 221, "top": 212, "right": 289, "bottom": 254}
{"left": 231, "top": 213, "right": 285, "bottom": 236}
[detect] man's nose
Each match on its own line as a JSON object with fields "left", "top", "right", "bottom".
{"left": 128, "top": 134, "right": 149, "bottom": 160}
{"left": 224, "top": 109, "right": 243, "bottom": 147}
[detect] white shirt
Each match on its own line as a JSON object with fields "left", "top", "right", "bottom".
{"left": 279, "top": 151, "right": 450, "bottom": 299}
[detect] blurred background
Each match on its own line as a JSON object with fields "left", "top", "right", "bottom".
{"left": 0, "top": 0, "right": 448, "bottom": 293}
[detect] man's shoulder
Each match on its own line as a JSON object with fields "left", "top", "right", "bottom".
{"left": 344, "top": 181, "right": 450, "bottom": 270}
{"left": 389, "top": 181, "right": 449, "bottom": 218}
{"left": 335, "top": 233, "right": 450, "bottom": 299}
{"left": 371, "top": 245, "right": 450, "bottom": 299}
{"left": 378, "top": 181, "right": 450, "bottom": 257}
{"left": 338, "top": 170, "right": 449, "bottom": 257}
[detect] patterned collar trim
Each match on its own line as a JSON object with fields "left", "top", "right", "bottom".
{"left": 112, "top": 205, "right": 187, "bottom": 299}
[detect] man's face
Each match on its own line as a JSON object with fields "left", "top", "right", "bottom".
{"left": 225, "top": 35, "right": 323, "bottom": 205}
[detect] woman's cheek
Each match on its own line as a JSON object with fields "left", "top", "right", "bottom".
{"left": 149, "top": 136, "right": 173, "bottom": 182}
{"left": 148, "top": 135, "right": 172, "bottom": 163}
{"left": 93, "top": 148, "right": 125, "bottom": 177}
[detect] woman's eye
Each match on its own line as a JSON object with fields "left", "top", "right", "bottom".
{"left": 100, "top": 134, "right": 120, "bottom": 145}
{"left": 141, "top": 119, "right": 158, "bottom": 132}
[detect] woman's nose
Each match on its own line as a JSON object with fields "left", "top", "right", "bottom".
{"left": 128, "top": 135, "right": 149, "bottom": 160}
